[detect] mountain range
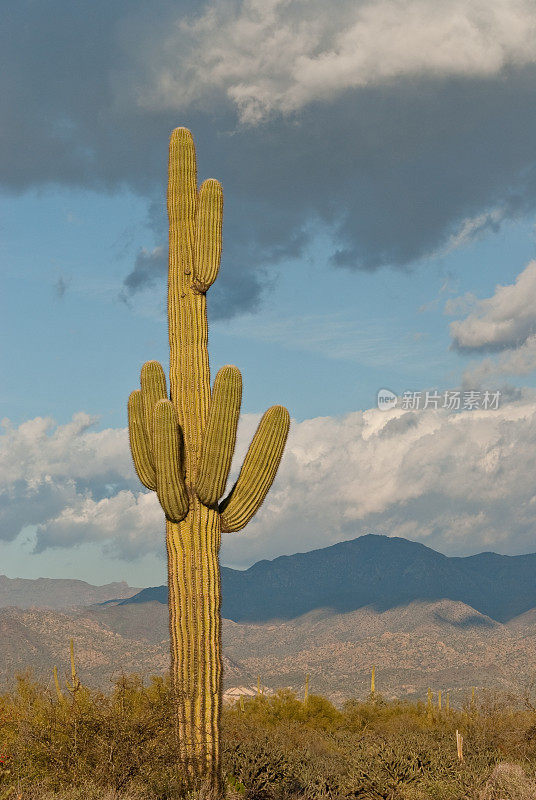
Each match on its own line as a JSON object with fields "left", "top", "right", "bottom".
{"left": 0, "top": 575, "right": 139, "bottom": 609}
{"left": 2, "top": 534, "right": 536, "bottom": 702}
{"left": 119, "top": 534, "right": 536, "bottom": 624}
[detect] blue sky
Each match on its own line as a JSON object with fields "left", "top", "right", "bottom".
{"left": 3, "top": 0, "right": 536, "bottom": 587}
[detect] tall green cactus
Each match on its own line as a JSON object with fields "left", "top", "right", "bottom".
{"left": 127, "top": 128, "right": 290, "bottom": 789}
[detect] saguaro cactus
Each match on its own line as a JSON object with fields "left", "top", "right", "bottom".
{"left": 127, "top": 128, "right": 290, "bottom": 788}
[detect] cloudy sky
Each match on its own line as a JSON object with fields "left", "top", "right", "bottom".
{"left": 3, "top": 0, "right": 536, "bottom": 586}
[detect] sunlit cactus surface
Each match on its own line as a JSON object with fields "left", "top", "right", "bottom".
{"left": 127, "top": 128, "right": 290, "bottom": 789}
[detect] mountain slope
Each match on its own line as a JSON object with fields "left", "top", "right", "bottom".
{"left": 0, "top": 575, "right": 139, "bottom": 609}
{"left": 120, "top": 534, "right": 536, "bottom": 623}
{"left": 0, "top": 599, "right": 533, "bottom": 703}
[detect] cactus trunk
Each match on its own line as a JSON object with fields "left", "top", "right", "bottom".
{"left": 127, "top": 128, "right": 290, "bottom": 792}
{"left": 166, "top": 132, "right": 221, "bottom": 781}
{"left": 167, "top": 510, "right": 222, "bottom": 781}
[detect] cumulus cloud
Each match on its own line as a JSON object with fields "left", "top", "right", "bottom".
{"left": 34, "top": 491, "right": 162, "bottom": 560}
{"left": 221, "top": 395, "right": 536, "bottom": 566}
{"left": 447, "top": 261, "right": 536, "bottom": 386}
{"left": 4, "top": 399, "right": 536, "bottom": 566}
{"left": 138, "top": 0, "right": 536, "bottom": 122}
{"left": 462, "top": 335, "right": 536, "bottom": 387}
{"left": 450, "top": 261, "right": 536, "bottom": 352}
{"left": 0, "top": 413, "right": 156, "bottom": 558}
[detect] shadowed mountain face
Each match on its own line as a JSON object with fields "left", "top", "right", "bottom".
{"left": 120, "top": 534, "right": 536, "bottom": 624}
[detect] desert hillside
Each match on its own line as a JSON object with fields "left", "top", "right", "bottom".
{"left": 1, "top": 597, "right": 534, "bottom": 704}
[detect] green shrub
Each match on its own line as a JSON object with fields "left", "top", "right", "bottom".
{"left": 1, "top": 675, "right": 536, "bottom": 798}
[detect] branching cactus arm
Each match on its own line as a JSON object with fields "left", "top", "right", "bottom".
{"left": 220, "top": 405, "right": 290, "bottom": 532}
{"left": 196, "top": 365, "right": 243, "bottom": 507}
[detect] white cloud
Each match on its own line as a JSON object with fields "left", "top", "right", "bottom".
{"left": 226, "top": 396, "right": 536, "bottom": 564}
{"left": 0, "top": 413, "right": 130, "bottom": 485}
{"left": 450, "top": 261, "right": 536, "bottom": 351}
{"left": 5, "top": 399, "right": 536, "bottom": 567}
{"left": 136, "top": 0, "right": 536, "bottom": 121}
{"left": 0, "top": 413, "right": 148, "bottom": 556}
{"left": 448, "top": 261, "right": 536, "bottom": 386}
{"left": 463, "top": 334, "right": 536, "bottom": 387}
{"left": 35, "top": 490, "right": 162, "bottom": 560}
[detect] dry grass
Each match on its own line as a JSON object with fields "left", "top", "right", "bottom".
{"left": 1, "top": 676, "right": 536, "bottom": 798}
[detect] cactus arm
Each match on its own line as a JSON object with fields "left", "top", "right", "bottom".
{"left": 220, "top": 405, "right": 290, "bottom": 533}
{"left": 193, "top": 179, "right": 223, "bottom": 293}
{"left": 141, "top": 361, "right": 168, "bottom": 446}
{"left": 127, "top": 391, "right": 156, "bottom": 490}
{"left": 196, "top": 366, "right": 242, "bottom": 506}
{"left": 128, "top": 360, "right": 169, "bottom": 494}
{"left": 154, "top": 399, "right": 189, "bottom": 521}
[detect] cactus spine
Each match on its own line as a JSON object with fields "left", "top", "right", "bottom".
{"left": 127, "top": 128, "right": 290, "bottom": 789}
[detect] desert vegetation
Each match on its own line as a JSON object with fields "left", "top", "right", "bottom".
{"left": 1, "top": 672, "right": 536, "bottom": 799}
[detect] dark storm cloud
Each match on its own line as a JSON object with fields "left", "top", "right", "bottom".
{"left": 4, "top": 0, "right": 536, "bottom": 317}
{"left": 121, "top": 187, "right": 308, "bottom": 316}
{"left": 123, "top": 246, "right": 167, "bottom": 294}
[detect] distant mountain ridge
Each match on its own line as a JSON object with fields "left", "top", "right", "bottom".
{"left": 0, "top": 575, "right": 139, "bottom": 610}
{"left": 120, "top": 534, "right": 536, "bottom": 624}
